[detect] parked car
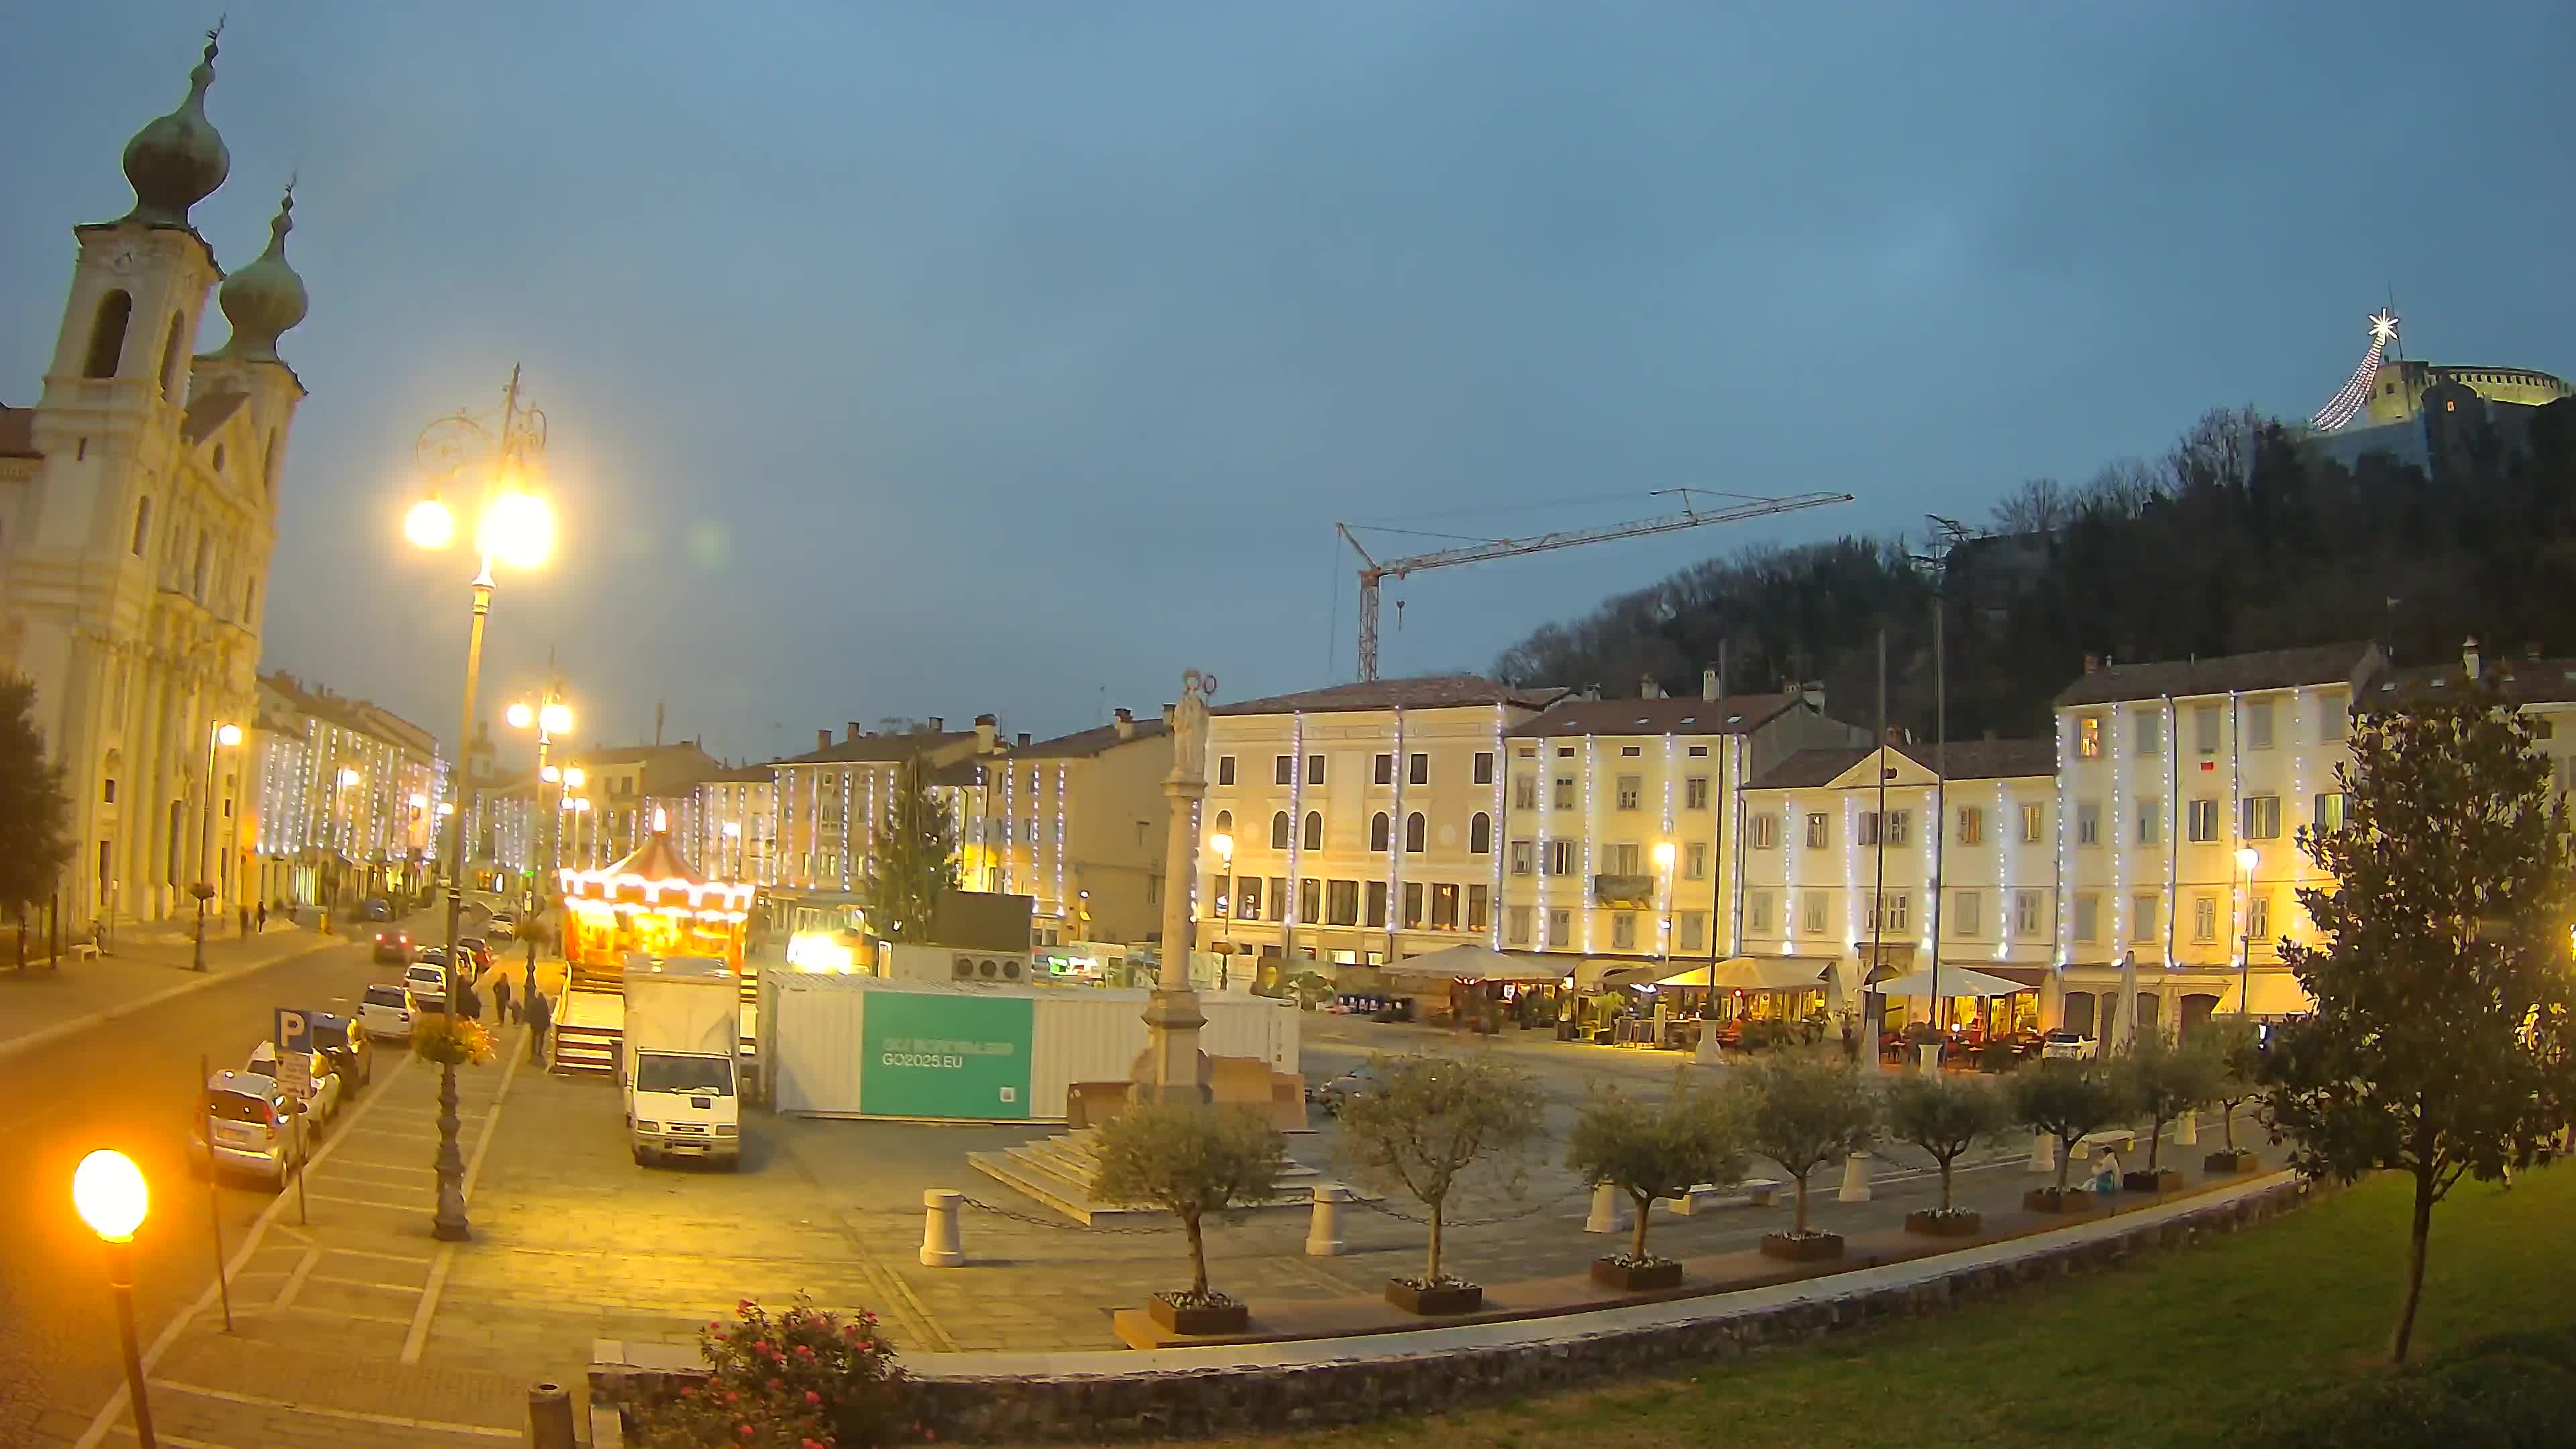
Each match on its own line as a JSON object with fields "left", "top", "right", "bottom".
{"left": 486, "top": 910, "right": 518, "bottom": 941}
{"left": 186, "top": 1070, "right": 307, "bottom": 1187}
{"left": 1307, "top": 1062, "right": 1382, "bottom": 1116}
{"left": 372, "top": 929, "right": 414, "bottom": 965}
{"left": 244, "top": 1041, "right": 343, "bottom": 1124}
{"left": 315, "top": 1017, "right": 375, "bottom": 1089}
{"left": 405, "top": 959, "right": 451, "bottom": 1012}
{"left": 2040, "top": 1029, "right": 2098, "bottom": 1061}
{"left": 361, "top": 898, "right": 392, "bottom": 922}
{"left": 359, "top": 982, "right": 415, "bottom": 1040}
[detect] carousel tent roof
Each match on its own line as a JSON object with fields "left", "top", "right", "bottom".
{"left": 594, "top": 831, "right": 709, "bottom": 885}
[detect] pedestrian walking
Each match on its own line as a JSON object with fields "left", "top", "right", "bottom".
{"left": 256, "top": 901, "right": 268, "bottom": 932}
{"left": 525, "top": 986, "right": 552, "bottom": 1065}
{"left": 494, "top": 973, "right": 515, "bottom": 1025}
{"left": 456, "top": 974, "right": 482, "bottom": 1022}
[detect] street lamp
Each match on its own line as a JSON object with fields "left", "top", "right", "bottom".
{"left": 722, "top": 818, "right": 744, "bottom": 879}
{"left": 506, "top": 679, "right": 573, "bottom": 919}
{"left": 192, "top": 722, "right": 244, "bottom": 972}
{"left": 2233, "top": 845, "right": 2259, "bottom": 1018}
{"left": 73, "top": 1148, "right": 156, "bottom": 1448}
{"left": 1210, "top": 830, "right": 1234, "bottom": 989}
{"left": 408, "top": 366, "right": 555, "bottom": 1244}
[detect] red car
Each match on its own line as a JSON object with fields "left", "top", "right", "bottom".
{"left": 372, "top": 930, "right": 413, "bottom": 965}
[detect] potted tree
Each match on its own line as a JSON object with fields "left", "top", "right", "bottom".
{"left": 1566, "top": 1074, "right": 1747, "bottom": 1291}
{"left": 1090, "top": 1103, "right": 1285, "bottom": 1335}
{"left": 1336, "top": 1053, "right": 1544, "bottom": 1315}
{"left": 1884, "top": 1070, "right": 2009, "bottom": 1236}
{"left": 2200, "top": 1016, "right": 2265, "bottom": 1173}
{"left": 1727, "top": 1049, "right": 1880, "bottom": 1260}
{"left": 2117, "top": 1029, "right": 2220, "bottom": 1193}
{"left": 2009, "top": 1057, "right": 2135, "bottom": 1213}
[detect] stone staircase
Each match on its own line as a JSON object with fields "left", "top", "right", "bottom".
{"left": 967, "top": 1127, "right": 1332, "bottom": 1225}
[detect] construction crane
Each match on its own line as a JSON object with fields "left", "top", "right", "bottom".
{"left": 1337, "top": 488, "right": 1854, "bottom": 682}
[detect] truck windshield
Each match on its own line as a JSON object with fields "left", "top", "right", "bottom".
{"left": 636, "top": 1056, "right": 735, "bottom": 1096}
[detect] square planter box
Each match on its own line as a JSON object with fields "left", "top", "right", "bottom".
{"left": 2023, "top": 1187, "right": 2099, "bottom": 1214}
{"left": 1147, "top": 1293, "right": 1248, "bottom": 1336}
{"left": 2123, "top": 1169, "right": 2186, "bottom": 1194}
{"left": 1760, "top": 1231, "right": 1845, "bottom": 1262}
{"left": 2206, "top": 1149, "right": 2261, "bottom": 1175}
{"left": 1590, "top": 1257, "right": 1683, "bottom": 1292}
{"left": 1904, "top": 1210, "right": 1983, "bottom": 1238}
{"left": 1384, "top": 1279, "right": 1483, "bottom": 1315}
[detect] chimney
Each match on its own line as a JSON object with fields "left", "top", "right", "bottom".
{"left": 2463, "top": 637, "right": 2481, "bottom": 680}
{"left": 846, "top": 721, "right": 862, "bottom": 743}
{"left": 1113, "top": 707, "right": 1135, "bottom": 740}
{"left": 975, "top": 712, "right": 998, "bottom": 753}
{"left": 1884, "top": 726, "right": 1904, "bottom": 747}
{"left": 1701, "top": 667, "right": 1719, "bottom": 702}
{"left": 816, "top": 728, "right": 831, "bottom": 751}
{"left": 2083, "top": 653, "right": 2102, "bottom": 674}
{"left": 928, "top": 716, "right": 945, "bottom": 733}
{"left": 1802, "top": 681, "right": 1826, "bottom": 712}
{"left": 1640, "top": 674, "right": 1660, "bottom": 700}
{"left": 1015, "top": 732, "right": 1031, "bottom": 748}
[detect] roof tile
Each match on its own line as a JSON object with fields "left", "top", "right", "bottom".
{"left": 1214, "top": 675, "right": 1564, "bottom": 716}
{"left": 2052, "top": 642, "right": 2380, "bottom": 707}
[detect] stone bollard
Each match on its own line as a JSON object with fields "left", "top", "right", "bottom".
{"left": 527, "top": 1382, "right": 577, "bottom": 1449}
{"left": 1305, "top": 1184, "right": 1348, "bottom": 1256}
{"left": 1584, "top": 1182, "right": 1625, "bottom": 1234}
{"left": 1836, "top": 1150, "right": 1872, "bottom": 1203}
{"left": 2176, "top": 1110, "right": 2198, "bottom": 1146}
{"left": 920, "top": 1189, "right": 965, "bottom": 1267}
{"left": 2030, "top": 1131, "right": 2057, "bottom": 1175}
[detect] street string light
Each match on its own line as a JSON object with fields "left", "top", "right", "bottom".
{"left": 408, "top": 364, "right": 556, "bottom": 1243}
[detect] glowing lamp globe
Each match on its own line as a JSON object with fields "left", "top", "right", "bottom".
{"left": 540, "top": 702, "right": 572, "bottom": 735}
{"left": 336, "top": 767, "right": 360, "bottom": 788}
{"left": 405, "top": 496, "right": 456, "bottom": 549}
{"left": 2234, "top": 847, "right": 2259, "bottom": 871}
{"left": 541, "top": 764, "right": 560, "bottom": 784}
{"left": 1210, "top": 831, "right": 1232, "bottom": 859}
{"left": 1652, "top": 841, "right": 1677, "bottom": 869}
{"left": 72, "top": 1149, "right": 148, "bottom": 1242}
{"left": 478, "top": 491, "right": 554, "bottom": 571}
{"left": 506, "top": 702, "right": 533, "bottom": 730}
{"left": 215, "top": 722, "right": 244, "bottom": 748}
{"left": 564, "top": 767, "right": 585, "bottom": 788}
{"left": 408, "top": 792, "right": 429, "bottom": 809}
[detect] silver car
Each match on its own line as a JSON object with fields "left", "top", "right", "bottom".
{"left": 186, "top": 1070, "right": 307, "bottom": 1188}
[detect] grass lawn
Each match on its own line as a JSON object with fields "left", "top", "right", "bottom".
{"left": 1187, "top": 1165, "right": 2576, "bottom": 1449}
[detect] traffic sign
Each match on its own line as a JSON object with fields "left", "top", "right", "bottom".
{"left": 274, "top": 1008, "right": 312, "bottom": 1101}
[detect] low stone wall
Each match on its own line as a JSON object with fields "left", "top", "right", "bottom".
{"left": 910, "top": 1175, "right": 2316, "bottom": 1442}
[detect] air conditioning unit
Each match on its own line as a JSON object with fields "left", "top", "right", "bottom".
{"left": 887, "top": 943, "right": 1034, "bottom": 986}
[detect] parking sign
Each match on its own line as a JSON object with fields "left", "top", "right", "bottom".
{"left": 274, "top": 1008, "right": 312, "bottom": 1101}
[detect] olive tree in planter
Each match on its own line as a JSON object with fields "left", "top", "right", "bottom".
{"left": 1566, "top": 1074, "right": 1747, "bottom": 1291}
{"left": 1334, "top": 1053, "right": 1545, "bottom": 1315}
{"left": 2008, "top": 1057, "right": 2135, "bottom": 1213}
{"left": 1725, "top": 1049, "right": 1880, "bottom": 1261}
{"left": 1090, "top": 1103, "right": 1285, "bottom": 1335}
{"left": 2200, "top": 1016, "right": 2265, "bottom": 1173}
{"left": 1883, "top": 1070, "right": 2010, "bottom": 1236}
{"left": 2116, "top": 1030, "right": 2221, "bottom": 1193}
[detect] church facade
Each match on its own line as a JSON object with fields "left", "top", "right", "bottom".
{"left": 0, "top": 28, "right": 310, "bottom": 928}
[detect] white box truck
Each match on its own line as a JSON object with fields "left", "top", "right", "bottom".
{"left": 621, "top": 955, "right": 741, "bottom": 1169}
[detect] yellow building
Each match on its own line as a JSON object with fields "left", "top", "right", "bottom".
{"left": 938, "top": 707, "right": 1175, "bottom": 947}
{"left": 2362, "top": 358, "right": 2571, "bottom": 426}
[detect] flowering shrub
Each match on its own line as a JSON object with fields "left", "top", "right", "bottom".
{"left": 633, "top": 1296, "right": 913, "bottom": 1448}
{"left": 409, "top": 1014, "right": 495, "bottom": 1066}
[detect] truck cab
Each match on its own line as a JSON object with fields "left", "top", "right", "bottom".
{"left": 621, "top": 955, "right": 742, "bottom": 1169}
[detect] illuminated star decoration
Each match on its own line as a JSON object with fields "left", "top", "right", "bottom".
{"left": 2310, "top": 308, "right": 2402, "bottom": 433}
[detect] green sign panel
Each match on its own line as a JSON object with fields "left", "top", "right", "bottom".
{"left": 860, "top": 991, "right": 1034, "bottom": 1120}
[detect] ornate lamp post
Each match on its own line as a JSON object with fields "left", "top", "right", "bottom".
{"left": 73, "top": 1149, "right": 155, "bottom": 1448}
{"left": 2234, "top": 845, "right": 2260, "bottom": 1017}
{"left": 192, "top": 722, "right": 243, "bottom": 971}
{"left": 406, "top": 366, "right": 555, "bottom": 1242}
{"left": 1210, "top": 830, "right": 1233, "bottom": 989}
{"left": 506, "top": 686, "right": 573, "bottom": 905}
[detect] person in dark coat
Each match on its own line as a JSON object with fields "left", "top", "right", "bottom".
{"left": 493, "top": 972, "right": 515, "bottom": 1024}
{"left": 525, "top": 987, "right": 552, "bottom": 1065}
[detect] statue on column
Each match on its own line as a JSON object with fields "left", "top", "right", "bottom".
{"left": 1169, "top": 668, "right": 1214, "bottom": 786}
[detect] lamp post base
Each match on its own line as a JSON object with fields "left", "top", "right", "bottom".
{"left": 430, "top": 1061, "right": 472, "bottom": 1241}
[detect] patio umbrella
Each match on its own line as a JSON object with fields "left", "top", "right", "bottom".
{"left": 1871, "top": 966, "right": 2030, "bottom": 1000}
{"left": 1821, "top": 961, "right": 1849, "bottom": 1018}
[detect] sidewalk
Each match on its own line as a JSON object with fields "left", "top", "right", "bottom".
{"left": 0, "top": 920, "right": 337, "bottom": 1061}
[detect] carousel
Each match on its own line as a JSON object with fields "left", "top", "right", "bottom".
{"left": 559, "top": 828, "right": 758, "bottom": 988}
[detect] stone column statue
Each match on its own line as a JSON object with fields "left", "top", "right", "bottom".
{"left": 1132, "top": 668, "right": 1218, "bottom": 1106}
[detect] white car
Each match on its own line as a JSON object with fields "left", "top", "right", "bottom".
{"left": 405, "top": 960, "right": 451, "bottom": 1012}
{"left": 244, "top": 1042, "right": 343, "bottom": 1124}
{"left": 360, "top": 982, "right": 415, "bottom": 1040}
{"left": 186, "top": 1070, "right": 307, "bottom": 1187}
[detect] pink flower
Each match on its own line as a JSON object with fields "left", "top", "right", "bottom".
{"left": 724, "top": 1392, "right": 738, "bottom": 1405}
{"left": 739, "top": 1426, "right": 755, "bottom": 1440}
{"left": 804, "top": 1390, "right": 822, "bottom": 1405}
{"left": 794, "top": 1344, "right": 813, "bottom": 1358}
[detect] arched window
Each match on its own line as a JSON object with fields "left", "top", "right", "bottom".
{"left": 129, "top": 495, "right": 152, "bottom": 556}
{"left": 1368, "top": 812, "right": 1390, "bottom": 852}
{"left": 1270, "top": 811, "right": 1290, "bottom": 850}
{"left": 1404, "top": 812, "right": 1426, "bottom": 853}
{"left": 1470, "top": 811, "right": 1492, "bottom": 854}
{"left": 85, "top": 290, "right": 132, "bottom": 378}
{"left": 1302, "top": 811, "right": 1322, "bottom": 851}
{"left": 1212, "top": 809, "right": 1232, "bottom": 839}
{"left": 158, "top": 313, "right": 186, "bottom": 398}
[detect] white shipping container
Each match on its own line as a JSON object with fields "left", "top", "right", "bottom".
{"left": 761, "top": 973, "right": 1299, "bottom": 1121}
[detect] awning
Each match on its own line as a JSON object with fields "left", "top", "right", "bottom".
{"left": 1871, "top": 966, "right": 2034, "bottom": 1000}
{"left": 1656, "top": 955, "right": 1831, "bottom": 993}
{"left": 1379, "top": 945, "right": 1567, "bottom": 983}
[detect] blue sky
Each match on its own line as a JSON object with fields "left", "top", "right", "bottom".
{"left": 3, "top": 3, "right": 2569, "bottom": 768}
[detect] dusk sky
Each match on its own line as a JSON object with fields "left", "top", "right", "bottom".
{"left": 4, "top": 3, "right": 2569, "bottom": 771}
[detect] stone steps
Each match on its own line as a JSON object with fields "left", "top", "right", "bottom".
{"left": 968, "top": 1128, "right": 1328, "bottom": 1226}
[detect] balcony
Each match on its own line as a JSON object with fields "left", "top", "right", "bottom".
{"left": 1593, "top": 873, "right": 1655, "bottom": 908}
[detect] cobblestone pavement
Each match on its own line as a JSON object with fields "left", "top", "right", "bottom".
{"left": 56, "top": 994, "right": 2256, "bottom": 1443}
